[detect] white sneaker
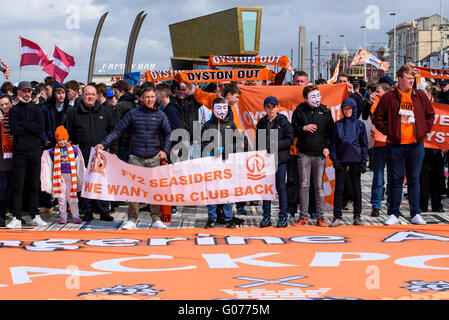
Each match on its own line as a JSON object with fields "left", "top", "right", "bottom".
{"left": 411, "top": 214, "right": 427, "bottom": 225}
{"left": 30, "top": 215, "right": 48, "bottom": 227}
{"left": 6, "top": 217, "right": 22, "bottom": 229}
{"left": 122, "top": 220, "right": 137, "bottom": 230}
{"left": 151, "top": 220, "right": 168, "bottom": 229}
{"left": 384, "top": 215, "right": 399, "bottom": 226}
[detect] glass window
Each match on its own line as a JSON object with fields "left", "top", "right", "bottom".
{"left": 241, "top": 11, "right": 258, "bottom": 51}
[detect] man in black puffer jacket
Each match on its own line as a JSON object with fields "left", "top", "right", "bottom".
{"left": 65, "top": 85, "right": 117, "bottom": 222}
{"left": 97, "top": 87, "right": 172, "bottom": 230}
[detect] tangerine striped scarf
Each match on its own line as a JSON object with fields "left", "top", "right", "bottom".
{"left": 53, "top": 143, "right": 77, "bottom": 200}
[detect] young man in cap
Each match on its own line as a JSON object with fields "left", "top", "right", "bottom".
{"left": 7, "top": 81, "right": 47, "bottom": 228}
{"left": 256, "top": 96, "right": 294, "bottom": 228}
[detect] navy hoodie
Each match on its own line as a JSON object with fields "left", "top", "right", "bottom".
{"left": 330, "top": 98, "right": 368, "bottom": 163}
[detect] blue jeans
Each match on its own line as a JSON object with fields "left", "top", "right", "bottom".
{"left": 208, "top": 203, "right": 233, "bottom": 222}
{"left": 370, "top": 146, "right": 390, "bottom": 209}
{"left": 386, "top": 142, "right": 425, "bottom": 218}
{"left": 190, "top": 143, "right": 201, "bottom": 160}
{"left": 263, "top": 163, "right": 288, "bottom": 218}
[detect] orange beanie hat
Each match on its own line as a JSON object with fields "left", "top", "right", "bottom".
{"left": 55, "top": 126, "right": 69, "bottom": 141}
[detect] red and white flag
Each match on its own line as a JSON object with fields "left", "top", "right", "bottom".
{"left": 42, "top": 46, "right": 75, "bottom": 83}
{"left": 19, "top": 37, "right": 51, "bottom": 67}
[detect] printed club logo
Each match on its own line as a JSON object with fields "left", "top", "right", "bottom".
{"left": 89, "top": 151, "right": 107, "bottom": 177}
{"left": 246, "top": 154, "right": 266, "bottom": 181}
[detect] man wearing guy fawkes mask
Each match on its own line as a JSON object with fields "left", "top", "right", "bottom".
{"left": 201, "top": 97, "right": 244, "bottom": 229}
{"left": 291, "top": 85, "right": 334, "bottom": 227}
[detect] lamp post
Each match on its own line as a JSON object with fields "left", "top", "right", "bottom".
{"left": 361, "top": 25, "right": 367, "bottom": 81}
{"left": 326, "top": 40, "right": 331, "bottom": 80}
{"left": 390, "top": 13, "right": 397, "bottom": 80}
{"left": 441, "top": 0, "right": 444, "bottom": 69}
{"left": 340, "top": 34, "right": 346, "bottom": 71}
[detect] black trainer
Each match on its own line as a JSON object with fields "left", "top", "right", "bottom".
{"left": 232, "top": 217, "right": 245, "bottom": 227}
{"left": 205, "top": 220, "right": 215, "bottom": 229}
{"left": 259, "top": 216, "right": 272, "bottom": 228}
{"left": 82, "top": 212, "right": 94, "bottom": 221}
{"left": 225, "top": 220, "right": 236, "bottom": 229}
{"left": 371, "top": 208, "right": 380, "bottom": 217}
{"left": 276, "top": 215, "right": 288, "bottom": 228}
{"left": 100, "top": 212, "right": 114, "bottom": 221}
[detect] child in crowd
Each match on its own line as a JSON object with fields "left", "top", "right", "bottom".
{"left": 256, "top": 96, "right": 294, "bottom": 228}
{"left": 330, "top": 98, "right": 369, "bottom": 226}
{"left": 41, "top": 126, "right": 85, "bottom": 224}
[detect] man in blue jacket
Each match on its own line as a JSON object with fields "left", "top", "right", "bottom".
{"left": 329, "top": 98, "right": 369, "bottom": 226}
{"left": 96, "top": 87, "right": 172, "bottom": 230}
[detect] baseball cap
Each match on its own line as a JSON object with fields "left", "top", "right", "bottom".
{"left": 17, "top": 81, "right": 32, "bottom": 91}
{"left": 263, "top": 96, "right": 278, "bottom": 107}
{"left": 106, "top": 88, "right": 114, "bottom": 98}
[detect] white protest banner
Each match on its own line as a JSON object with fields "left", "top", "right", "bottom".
{"left": 81, "top": 149, "right": 276, "bottom": 206}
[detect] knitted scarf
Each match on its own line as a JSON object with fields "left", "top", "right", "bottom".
{"left": 1, "top": 112, "right": 12, "bottom": 159}
{"left": 52, "top": 143, "right": 77, "bottom": 199}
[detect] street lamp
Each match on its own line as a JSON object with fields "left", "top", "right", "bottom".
{"left": 361, "top": 25, "right": 367, "bottom": 81}
{"left": 340, "top": 34, "right": 346, "bottom": 71}
{"left": 390, "top": 13, "right": 397, "bottom": 80}
{"left": 326, "top": 40, "right": 331, "bottom": 80}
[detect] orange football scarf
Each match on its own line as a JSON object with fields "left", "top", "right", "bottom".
{"left": 174, "top": 68, "right": 276, "bottom": 84}
{"left": 52, "top": 143, "right": 77, "bottom": 200}
{"left": 1, "top": 112, "right": 12, "bottom": 159}
{"left": 145, "top": 70, "right": 184, "bottom": 82}
{"left": 208, "top": 55, "right": 293, "bottom": 73}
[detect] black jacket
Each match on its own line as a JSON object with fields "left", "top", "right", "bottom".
{"left": 9, "top": 101, "right": 44, "bottom": 155}
{"left": 172, "top": 95, "right": 201, "bottom": 143}
{"left": 65, "top": 100, "right": 117, "bottom": 165}
{"left": 201, "top": 113, "right": 241, "bottom": 159}
{"left": 256, "top": 113, "right": 294, "bottom": 164}
{"left": 41, "top": 82, "right": 73, "bottom": 148}
{"left": 291, "top": 102, "right": 334, "bottom": 157}
{"left": 115, "top": 92, "right": 137, "bottom": 147}
{"left": 101, "top": 103, "right": 172, "bottom": 159}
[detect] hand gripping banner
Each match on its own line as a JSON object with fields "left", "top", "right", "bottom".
{"left": 208, "top": 55, "right": 293, "bottom": 73}
{"left": 174, "top": 68, "right": 276, "bottom": 84}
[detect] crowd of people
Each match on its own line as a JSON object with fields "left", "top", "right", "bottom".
{"left": 0, "top": 63, "right": 445, "bottom": 230}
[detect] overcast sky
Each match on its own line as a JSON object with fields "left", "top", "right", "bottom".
{"left": 0, "top": 0, "right": 445, "bottom": 84}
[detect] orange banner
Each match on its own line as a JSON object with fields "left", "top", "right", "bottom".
{"left": 412, "top": 65, "right": 449, "bottom": 80}
{"left": 424, "top": 102, "right": 449, "bottom": 150}
{"left": 174, "top": 69, "right": 276, "bottom": 84}
{"left": 236, "top": 83, "right": 348, "bottom": 209}
{"left": 208, "top": 55, "right": 293, "bottom": 73}
{"left": 0, "top": 225, "right": 448, "bottom": 300}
